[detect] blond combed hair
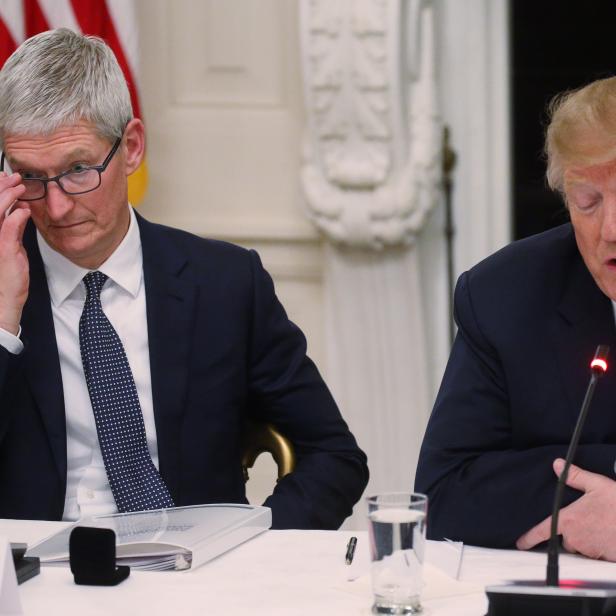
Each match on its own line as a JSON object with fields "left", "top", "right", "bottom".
{"left": 546, "top": 76, "right": 616, "bottom": 194}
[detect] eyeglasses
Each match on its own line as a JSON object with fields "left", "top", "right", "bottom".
{"left": 0, "top": 135, "right": 122, "bottom": 201}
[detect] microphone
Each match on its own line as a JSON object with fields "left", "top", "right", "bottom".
{"left": 486, "top": 345, "right": 616, "bottom": 616}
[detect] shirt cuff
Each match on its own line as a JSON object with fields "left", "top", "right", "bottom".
{"left": 0, "top": 326, "right": 23, "bottom": 354}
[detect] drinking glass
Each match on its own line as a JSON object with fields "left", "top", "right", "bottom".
{"left": 367, "top": 492, "right": 428, "bottom": 614}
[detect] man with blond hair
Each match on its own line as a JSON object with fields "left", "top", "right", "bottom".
{"left": 416, "top": 76, "right": 616, "bottom": 560}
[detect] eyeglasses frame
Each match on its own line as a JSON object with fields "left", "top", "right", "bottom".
{"left": 0, "top": 134, "right": 123, "bottom": 201}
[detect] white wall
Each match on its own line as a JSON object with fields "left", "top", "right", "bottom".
{"left": 134, "top": 0, "right": 511, "bottom": 507}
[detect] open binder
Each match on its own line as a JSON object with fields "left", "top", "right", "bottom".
{"left": 26, "top": 504, "right": 271, "bottom": 571}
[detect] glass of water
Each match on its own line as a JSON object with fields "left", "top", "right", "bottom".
{"left": 367, "top": 492, "right": 428, "bottom": 614}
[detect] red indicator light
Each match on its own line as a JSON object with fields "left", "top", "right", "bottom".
{"left": 591, "top": 358, "right": 608, "bottom": 372}
{"left": 560, "top": 579, "right": 585, "bottom": 588}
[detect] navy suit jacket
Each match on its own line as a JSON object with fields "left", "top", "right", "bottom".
{"left": 415, "top": 223, "right": 616, "bottom": 547}
{"left": 0, "top": 212, "right": 368, "bottom": 529}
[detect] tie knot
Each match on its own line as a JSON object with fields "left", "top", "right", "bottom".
{"left": 83, "top": 271, "right": 108, "bottom": 300}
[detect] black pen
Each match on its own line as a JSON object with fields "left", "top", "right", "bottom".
{"left": 345, "top": 536, "right": 357, "bottom": 565}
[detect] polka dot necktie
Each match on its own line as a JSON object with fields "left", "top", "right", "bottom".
{"left": 79, "top": 271, "right": 174, "bottom": 513}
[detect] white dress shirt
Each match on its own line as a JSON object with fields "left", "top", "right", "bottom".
{"left": 0, "top": 207, "right": 161, "bottom": 520}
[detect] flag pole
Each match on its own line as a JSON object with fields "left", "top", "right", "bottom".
{"left": 442, "top": 125, "right": 457, "bottom": 347}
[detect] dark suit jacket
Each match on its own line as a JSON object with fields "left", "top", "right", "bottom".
{"left": 415, "top": 223, "right": 616, "bottom": 547}
{"left": 0, "top": 212, "right": 368, "bottom": 529}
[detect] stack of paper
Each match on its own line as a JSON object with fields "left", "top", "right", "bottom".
{"left": 26, "top": 504, "right": 271, "bottom": 571}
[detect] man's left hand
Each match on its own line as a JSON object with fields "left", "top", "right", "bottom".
{"left": 516, "top": 458, "right": 616, "bottom": 561}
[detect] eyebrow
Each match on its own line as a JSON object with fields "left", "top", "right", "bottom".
{"left": 7, "top": 147, "right": 95, "bottom": 172}
{"left": 565, "top": 179, "right": 596, "bottom": 188}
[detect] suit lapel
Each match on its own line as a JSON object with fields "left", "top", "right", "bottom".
{"left": 137, "top": 214, "right": 197, "bottom": 503}
{"left": 21, "top": 223, "right": 67, "bottom": 487}
{"left": 548, "top": 251, "right": 616, "bottom": 422}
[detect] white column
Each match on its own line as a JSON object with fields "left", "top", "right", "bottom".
{"left": 300, "top": 0, "right": 441, "bottom": 527}
{"left": 325, "top": 243, "right": 429, "bottom": 500}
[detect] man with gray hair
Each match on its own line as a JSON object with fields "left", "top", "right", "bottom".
{"left": 0, "top": 28, "right": 368, "bottom": 527}
{"left": 416, "top": 75, "right": 616, "bottom": 560}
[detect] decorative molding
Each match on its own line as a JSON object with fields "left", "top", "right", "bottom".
{"left": 138, "top": 210, "right": 324, "bottom": 281}
{"left": 299, "top": 0, "right": 442, "bottom": 249}
{"left": 167, "top": 0, "right": 286, "bottom": 108}
{"left": 237, "top": 241, "right": 324, "bottom": 283}
{"left": 140, "top": 213, "right": 320, "bottom": 244}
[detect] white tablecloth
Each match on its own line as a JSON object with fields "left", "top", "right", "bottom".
{"left": 3, "top": 519, "right": 616, "bottom": 615}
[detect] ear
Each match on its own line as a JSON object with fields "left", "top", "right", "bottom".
{"left": 123, "top": 118, "right": 145, "bottom": 176}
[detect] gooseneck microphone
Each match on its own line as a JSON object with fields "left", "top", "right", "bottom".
{"left": 486, "top": 344, "right": 616, "bottom": 616}
{"left": 546, "top": 344, "right": 609, "bottom": 587}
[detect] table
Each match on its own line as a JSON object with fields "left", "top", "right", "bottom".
{"left": 3, "top": 519, "right": 616, "bottom": 615}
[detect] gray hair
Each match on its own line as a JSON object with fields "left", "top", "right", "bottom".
{"left": 0, "top": 28, "right": 133, "bottom": 145}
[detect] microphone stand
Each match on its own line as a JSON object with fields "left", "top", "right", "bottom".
{"left": 546, "top": 349, "right": 607, "bottom": 587}
{"left": 486, "top": 345, "right": 616, "bottom": 616}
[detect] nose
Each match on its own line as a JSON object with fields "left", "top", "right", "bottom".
{"left": 44, "top": 181, "right": 74, "bottom": 219}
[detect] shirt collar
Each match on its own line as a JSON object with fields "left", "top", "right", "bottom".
{"left": 37, "top": 205, "right": 143, "bottom": 306}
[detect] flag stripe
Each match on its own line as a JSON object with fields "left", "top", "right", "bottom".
{"left": 0, "top": 18, "right": 17, "bottom": 67}
{"left": 70, "top": 0, "right": 142, "bottom": 119}
{"left": 0, "top": 0, "right": 24, "bottom": 50}
{"left": 24, "top": 0, "right": 50, "bottom": 37}
{"left": 105, "top": 0, "right": 138, "bottom": 83}
{"left": 37, "top": 0, "right": 79, "bottom": 32}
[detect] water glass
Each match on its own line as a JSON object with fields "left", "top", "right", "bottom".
{"left": 367, "top": 492, "right": 428, "bottom": 614}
